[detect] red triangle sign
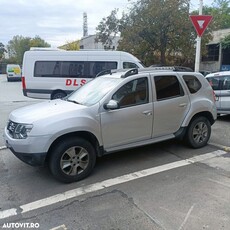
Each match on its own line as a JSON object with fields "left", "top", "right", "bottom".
{"left": 189, "top": 15, "right": 213, "bottom": 37}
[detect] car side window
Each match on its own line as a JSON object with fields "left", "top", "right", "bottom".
{"left": 183, "top": 75, "right": 202, "bottom": 94}
{"left": 154, "top": 75, "right": 184, "bottom": 100}
{"left": 112, "top": 77, "right": 148, "bottom": 107}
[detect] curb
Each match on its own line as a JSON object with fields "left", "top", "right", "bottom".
{"left": 0, "top": 143, "right": 229, "bottom": 152}
{"left": 209, "top": 142, "right": 230, "bottom": 152}
{"left": 0, "top": 146, "right": 7, "bottom": 150}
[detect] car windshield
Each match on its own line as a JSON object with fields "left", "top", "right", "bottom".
{"left": 66, "top": 77, "right": 123, "bottom": 106}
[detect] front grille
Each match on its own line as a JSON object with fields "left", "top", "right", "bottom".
{"left": 7, "top": 120, "right": 17, "bottom": 137}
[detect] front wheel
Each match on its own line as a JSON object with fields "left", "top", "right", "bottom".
{"left": 51, "top": 90, "right": 67, "bottom": 100}
{"left": 49, "top": 138, "right": 96, "bottom": 183}
{"left": 185, "top": 116, "right": 211, "bottom": 148}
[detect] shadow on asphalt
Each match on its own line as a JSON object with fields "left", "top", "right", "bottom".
{"left": 217, "top": 114, "right": 230, "bottom": 122}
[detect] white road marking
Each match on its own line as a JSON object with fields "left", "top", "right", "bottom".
{"left": 50, "top": 224, "right": 67, "bottom": 230}
{"left": 178, "top": 204, "right": 195, "bottom": 230}
{"left": 0, "top": 150, "right": 227, "bottom": 220}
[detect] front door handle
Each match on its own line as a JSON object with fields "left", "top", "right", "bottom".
{"left": 179, "top": 103, "right": 187, "bottom": 107}
{"left": 142, "top": 110, "right": 152, "bottom": 116}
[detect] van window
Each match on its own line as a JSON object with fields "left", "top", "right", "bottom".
{"left": 183, "top": 75, "right": 202, "bottom": 93}
{"left": 154, "top": 75, "right": 184, "bottom": 100}
{"left": 34, "top": 61, "right": 117, "bottom": 78}
{"left": 123, "top": 62, "right": 139, "bottom": 69}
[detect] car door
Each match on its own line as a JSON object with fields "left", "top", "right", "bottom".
{"left": 100, "top": 77, "right": 153, "bottom": 150}
{"left": 220, "top": 75, "right": 230, "bottom": 113}
{"left": 151, "top": 73, "right": 190, "bottom": 137}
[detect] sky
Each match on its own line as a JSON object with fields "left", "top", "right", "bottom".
{"left": 0, "top": 0, "right": 213, "bottom": 48}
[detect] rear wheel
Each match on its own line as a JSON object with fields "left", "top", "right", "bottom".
{"left": 185, "top": 116, "right": 211, "bottom": 148}
{"left": 49, "top": 138, "right": 96, "bottom": 183}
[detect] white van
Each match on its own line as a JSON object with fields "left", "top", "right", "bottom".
{"left": 22, "top": 50, "right": 144, "bottom": 99}
{"left": 206, "top": 71, "right": 230, "bottom": 114}
{"left": 6, "top": 64, "right": 22, "bottom": 81}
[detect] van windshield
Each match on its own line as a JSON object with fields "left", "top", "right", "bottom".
{"left": 66, "top": 77, "right": 123, "bottom": 106}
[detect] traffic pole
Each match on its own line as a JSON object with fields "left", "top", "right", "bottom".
{"left": 194, "top": 0, "right": 203, "bottom": 72}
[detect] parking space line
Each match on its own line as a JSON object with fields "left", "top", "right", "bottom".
{"left": 50, "top": 224, "right": 67, "bottom": 230}
{"left": 0, "top": 150, "right": 227, "bottom": 220}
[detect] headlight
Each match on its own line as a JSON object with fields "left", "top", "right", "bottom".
{"left": 7, "top": 121, "right": 33, "bottom": 139}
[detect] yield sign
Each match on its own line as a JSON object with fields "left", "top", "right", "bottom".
{"left": 189, "top": 15, "right": 213, "bottom": 37}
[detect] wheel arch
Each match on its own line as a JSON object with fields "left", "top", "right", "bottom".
{"left": 46, "top": 131, "right": 102, "bottom": 162}
{"left": 188, "top": 111, "right": 215, "bottom": 126}
{"left": 51, "top": 89, "right": 67, "bottom": 100}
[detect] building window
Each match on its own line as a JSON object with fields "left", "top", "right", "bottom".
{"left": 202, "top": 44, "right": 219, "bottom": 62}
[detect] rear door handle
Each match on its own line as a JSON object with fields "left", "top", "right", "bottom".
{"left": 142, "top": 110, "right": 152, "bottom": 116}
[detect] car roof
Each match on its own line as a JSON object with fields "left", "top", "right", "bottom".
{"left": 96, "top": 66, "right": 196, "bottom": 79}
{"left": 206, "top": 71, "right": 230, "bottom": 78}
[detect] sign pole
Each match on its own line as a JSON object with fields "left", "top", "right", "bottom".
{"left": 194, "top": 0, "right": 203, "bottom": 72}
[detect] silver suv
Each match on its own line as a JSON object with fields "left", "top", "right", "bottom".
{"left": 4, "top": 67, "right": 217, "bottom": 183}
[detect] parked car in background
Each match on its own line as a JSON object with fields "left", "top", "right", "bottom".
{"left": 4, "top": 67, "right": 217, "bottom": 183}
{"left": 6, "top": 64, "right": 22, "bottom": 81}
{"left": 199, "top": 70, "right": 212, "bottom": 77}
{"left": 206, "top": 71, "right": 230, "bottom": 115}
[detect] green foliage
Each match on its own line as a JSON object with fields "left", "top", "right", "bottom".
{"left": 0, "top": 42, "right": 7, "bottom": 60}
{"left": 198, "top": 0, "right": 230, "bottom": 30}
{"left": 7, "top": 35, "right": 50, "bottom": 65}
{"left": 95, "top": 9, "right": 121, "bottom": 49}
{"left": 59, "top": 40, "right": 80, "bottom": 50}
{"left": 119, "top": 0, "right": 195, "bottom": 66}
{"left": 96, "top": 0, "right": 230, "bottom": 67}
{"left": 221, "top": 34, "right": 230, "bottom": 49}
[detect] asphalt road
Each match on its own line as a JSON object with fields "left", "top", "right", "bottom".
{"left": 0, "top": 74, "right": 230, "bottom": 230}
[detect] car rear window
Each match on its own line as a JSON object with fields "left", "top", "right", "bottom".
{"left": 183, "top": 75, "right": 202, "bottom": 94}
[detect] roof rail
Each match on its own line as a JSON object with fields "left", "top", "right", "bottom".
{"left": 146, "top": 66, "right": 193, "bottom": 72}
{"left": 121, "top": 68, "right": 138, "bottom": 78}
{"left": 96, "top": 69, "right": 112, "bottom": 77}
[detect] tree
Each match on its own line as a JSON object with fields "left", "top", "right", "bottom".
{"left": 221, "top": 34, "right": 230, "bottom": 49}
{"left": 0, "top": 42, "right": 7, "bottom": 60}
{"left": 119, "top": 0, "right": 197, "bottom": 66}
{"left": 95, "top": 9, "right": 121, "bottom": 49}
{"left": 59, "top": 40, "right": 80, "bottom": 50}
{"left": 7, "top": 35, "right": 50, "bottom": 64}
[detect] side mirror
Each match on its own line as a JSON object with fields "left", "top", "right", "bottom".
{"left": 103, "top": 99, "right": 119, "bottom": 110}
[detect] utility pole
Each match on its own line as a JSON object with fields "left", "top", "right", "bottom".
{"left": 194, "top": 0, "right": 203, "bottom": 72}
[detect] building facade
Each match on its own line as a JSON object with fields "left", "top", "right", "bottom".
{"left": 200, "top": 28, "right": 230, "bottom": 72}
{"left": 79, "top": 35, "right": 120, "bottom": 50}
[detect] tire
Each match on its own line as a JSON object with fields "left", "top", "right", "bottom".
{"left": 185, "top": 116, "right": 211, "bottom": 148}
{"left": 49, "top": 138, "right": 96, "bottom": 183}
{"left": 51, "top": 91, "right": 67, "bottom": 100}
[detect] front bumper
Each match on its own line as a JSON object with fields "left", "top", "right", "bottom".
{"left": 4, "top": 127, "right": 50, "bottom": 166}
{"left": 6, "top": 141, "right": 46, "bottom": 166}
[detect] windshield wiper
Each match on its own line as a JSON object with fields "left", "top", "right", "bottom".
{"left": 66, "top": 99, "right": 81, "bottom": 104}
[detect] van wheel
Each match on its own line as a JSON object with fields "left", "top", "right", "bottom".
{"left": 49, "top": 138, "right": 96, "bottom": 183}
{"left": 51, "top": 91, "right": 67, "bottom": 100}
{"left": 185, "top": 116, "right": 211, "bottom": 148}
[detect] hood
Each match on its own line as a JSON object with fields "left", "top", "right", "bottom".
{"left": 10, "top": 99, "right": 85, "bottom": 123}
